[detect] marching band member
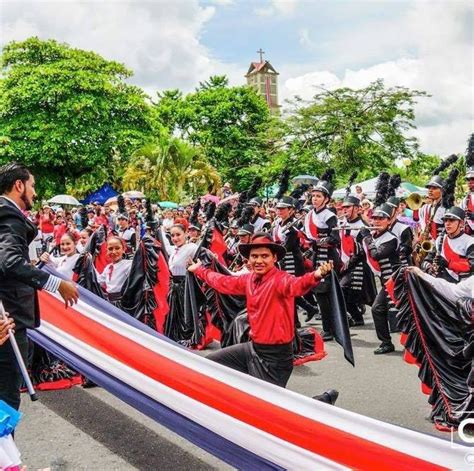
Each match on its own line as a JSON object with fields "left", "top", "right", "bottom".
{"left": 386, "top": 196, "right": 414, "bottom": 266}
{"left": 187, "top": 222, "right": 202, "bottom": 244}
{"left": 339, "top": 195, "right": 376, "bottom": 326}
{"left": 303, "top": 171, "right": 341, "bottom": 341}
{"left": 461, "top": 136, "right": 474, "bottom": 235}
{"left": 360, "top": 203, "right": 401, "bottom": 354}
{"left": 116, "top": 213, "right": 136, "bottom": 254}
{"left": 273, "top": 196, "right": 319, "bottom": 323}
{"left": 414, "top": 155, "right": 458, "bottom": 245}
{"left": 422, "top": 207, "right": 474, "bottom": 283}
{"left": 247, "top": 197, "right": 271, "bottom": 232}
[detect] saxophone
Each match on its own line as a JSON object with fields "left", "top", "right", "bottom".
{"left": 413, "top": 204, "right": 437, "bottom": 266}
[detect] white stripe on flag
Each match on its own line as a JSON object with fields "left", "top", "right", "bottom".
{"left": 40, "top": 321, "right": 346, "bottom": 471}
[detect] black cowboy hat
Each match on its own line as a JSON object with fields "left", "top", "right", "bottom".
{"left": 238, "top": 233, "right": 286, "bottom": 261}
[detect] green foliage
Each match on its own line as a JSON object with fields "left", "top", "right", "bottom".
{"left": 0, "top": 37, "right": 155, "bottom": 197}
{"left": 273, "top": 80, "right": 429, "bottom": 186}
{"left": 154, "top": 75, "right": 272, "bottom": 190}
{"left": 122, "top": 132, "right": 221, "bottom": 201}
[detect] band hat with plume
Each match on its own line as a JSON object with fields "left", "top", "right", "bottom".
{"left": 345, "top": 172, "right": 358, "bottom": 198}
{"left": 342, "top": 195, "right": 361, "bottom": 207}
{"left": 373, "top": 172, "right": 391, "bottom": 208}
{"left": 247, "top": 197, "right": 263, "bottom": 207}
{"left": 237, "top": 223, "right": 255, "bottom": 236}
{"left": 442, "top": 167, "right": 460, "bottom": 209}
{"left": 442, "top": 206, "right": 465, "bottom": 221}
{"left": 386, "top": 196, "right": 401, "bottom": 208}
{"left": 426, "top": 154, "right": 458, "bottom": 188}
{"left": 276, "top": 196, "right": 297, "bottom": 208}
{"left": 465, "top": 133, "right": 474, "bottom": 179}
{"left": 312, "top": 169, "right": 335, "bottom": 197}
{"left": 274, "top": 170, "right": 291, "bottom": 201}
{"left": 372, "top": 203, "right": 393, "bottom": 219}
{"left": 188, "top": 222, "right": 202, "bottom": 231}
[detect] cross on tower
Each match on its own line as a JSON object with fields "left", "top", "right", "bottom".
{"left": 257, "top": 48, "right": 265, "bottom": 63}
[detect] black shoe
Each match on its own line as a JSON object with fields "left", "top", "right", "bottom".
{"left": 321, "top": 331, "right": 334, "bottom": 341}
{"left": 305, "top": 307, "right": 320, "bottom": 323}
{"left": 82, "top": 378, "right": 97, "bottom": 388}
{"left": 348, "top": 317, "right": 355, "bottom": 327}
{"left": 352, "top": 320, "right": 365, "bottom": 326}
{"left": 313, "top": 389, "right": 339, "bottom": 405}
{"left": 374, "top": 343, "right": 395, "bottom": 355}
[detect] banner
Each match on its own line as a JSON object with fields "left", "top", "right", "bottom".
{"left": 29, "top": 281, "right": 469, "bottom": 470}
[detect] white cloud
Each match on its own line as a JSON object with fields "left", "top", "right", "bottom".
{"left": 280, "top": 1, "right": 474, "bottom": 156}
{"left": 1, "top": 0, "right": 219, "bottom": 93}
{"left": 207, "top": 0, "right": 234, "bottom": 5}
{"left": 255, "top": 0, "right": 299, "bottom": 16}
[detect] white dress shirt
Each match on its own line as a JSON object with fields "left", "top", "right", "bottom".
{"left": 161, "top": 229, "right": 198, "bottom": 276}
{"left": 47, "top": 253, "right": 80, "bottom": 280}
{"left": 97, "top": 259, "right": 133, "bottom": 294}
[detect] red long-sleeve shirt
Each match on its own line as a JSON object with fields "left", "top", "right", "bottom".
{"left": 194, "top": 266, "right": 320, "bottom": 344}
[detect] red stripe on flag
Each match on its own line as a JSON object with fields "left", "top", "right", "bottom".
{"left": 38, "top": 292, "right": 447, "bottom": 471}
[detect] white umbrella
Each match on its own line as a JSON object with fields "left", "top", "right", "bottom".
{"left": 292, "top": 175, "right": 319, "bottom": 186}
{"left": 122, "top": 190, "right": 145, "bottom": 199}
{"left": 47, "top": 195, "right": 80, "bottom": 206}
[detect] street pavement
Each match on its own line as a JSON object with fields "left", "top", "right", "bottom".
{"left": 17, "top": 314, "right": 451, "bottom": 470}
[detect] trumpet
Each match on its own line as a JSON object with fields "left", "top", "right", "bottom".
{"left": 332, "top": 225, "right": 377, "bottom": 231}
{"left": 406, "top": 192, "right": 423, "bottom": 210}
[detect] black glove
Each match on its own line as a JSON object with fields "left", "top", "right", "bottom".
{"left": 359, "top": 228, "right": 371, "bottom": 239}
{"left": 436, "top": 257, "right": 448, "bottom": 269}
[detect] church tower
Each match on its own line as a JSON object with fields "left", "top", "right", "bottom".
{"left": 245, "top": 49, "right": 280, "bottom": 115}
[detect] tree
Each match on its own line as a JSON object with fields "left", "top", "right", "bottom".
{"left": 279, "top": 80, "right": 429, "bottom": 185}
{"left": 0, "top": 37, "right": 155, "bottom": 197}
{"left": 154, "top": 75, "right": 273, "bottom": 190}
{"left": 122, "top": 133, "right": 221, "bottom": 201}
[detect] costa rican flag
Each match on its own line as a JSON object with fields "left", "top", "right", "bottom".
{"left": 28, "top": 269, "right": 469, "bottom": 470}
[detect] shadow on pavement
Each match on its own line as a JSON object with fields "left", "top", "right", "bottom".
{"left": 38, "top": 388, "right": 217, "bottom": 470}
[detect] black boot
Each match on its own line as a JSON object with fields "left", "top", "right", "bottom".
{"left": 313, "top": 389, "right": 339, "bottom": 405}
{"left": 320, "top": 330, "right": 334, "bottom": 341}
{"left": 305, "top": 306, "right": 319, "bottom": 322}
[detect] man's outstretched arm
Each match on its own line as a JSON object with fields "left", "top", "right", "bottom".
{"left": 188, "top": 259, "right": 247, "bottom": 296}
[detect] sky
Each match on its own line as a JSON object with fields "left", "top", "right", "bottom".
{"left": 1, "top": 0, "right": 473, "bottom": 156}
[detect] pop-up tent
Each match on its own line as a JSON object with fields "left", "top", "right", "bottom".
{"left": 81, "top": 183, "right": 118, "bottom": 205}
{"left": 333, "top": 177, "right": 427, "bottom": 200}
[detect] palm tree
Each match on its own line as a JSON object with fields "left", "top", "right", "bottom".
{"left": 123, "top": 134, "right": 221, "bottom": 201}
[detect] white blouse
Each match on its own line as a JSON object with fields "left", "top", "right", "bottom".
{"left": 47, "top": 253, "right": 81, "bottom": 280}
{"left": 161, "top": 229, "right": 198, "bottom": 276}
{"left": 97, "top": 259, "right": 133, "bottom": 294}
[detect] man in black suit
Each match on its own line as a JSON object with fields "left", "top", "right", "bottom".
{"left": 0, "top": 162, "right": 79, "bottom": 410}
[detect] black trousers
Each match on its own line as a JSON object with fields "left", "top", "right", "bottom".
{"left": 371, "top": 289, "right": 392, "bottom": 344}
{"left": 346, "top": 300, "right": 364, "bottom": 322}
{"left": 207, "top": 341, "right": 293, "bottom": 388}
{"left": 0, "top": 328, "right": 29, "bottom": 410}
{"left": 315, "top": 292, "right": 332, "bottom": 334}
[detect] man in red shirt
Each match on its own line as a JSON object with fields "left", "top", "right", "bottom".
{"left": 188, "top": 233, "right": 338, "bottom": 404}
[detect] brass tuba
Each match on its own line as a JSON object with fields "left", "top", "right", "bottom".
{"left": 406, "top": 192, "right": 423, "bottom": 210}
